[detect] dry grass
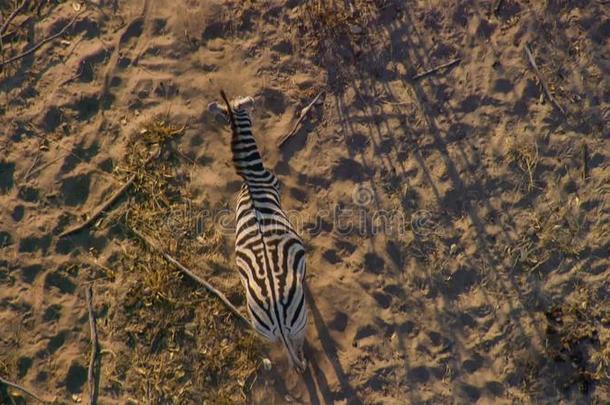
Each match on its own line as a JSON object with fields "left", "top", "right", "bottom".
{"left": 297, "top": 0, "right": 377, "bottom": 42}
{"left": 510, "top": 195, "right": 587, "bottom": 275}
{"left": 505, "top": 134, "right": 540, "bottom": 191}
{"left": 96, "top": 117, "right": 262, "bottom": 403}
{"left": 544, "top": 287, "right": 610, "bottom": 395}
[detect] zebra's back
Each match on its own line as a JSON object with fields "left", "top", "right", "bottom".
{"left": 213, "top": 91, "right": 308, "bottom": 371}
{"left": 235, "top": 183, "right": 307, "bottom": 342}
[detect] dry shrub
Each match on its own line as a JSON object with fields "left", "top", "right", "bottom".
{"left": 505, "top": 134, "right": 540, "bottom": 191}
{"left": 545, "top": 287, "right": 610, "bottom": 395}
{"left": 99, "top": 116, "right": 261, "bottom": 404}
{"left": 511, "top": 195, "right": 587, "bottom": 274}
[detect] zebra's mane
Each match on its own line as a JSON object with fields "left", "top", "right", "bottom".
{"left": 219, "top": 90, "right": 237, "bottom": 132}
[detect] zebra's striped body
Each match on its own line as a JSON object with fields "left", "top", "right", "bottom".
{"left": 215, "top": 92, "right": 307, "bottom": 371}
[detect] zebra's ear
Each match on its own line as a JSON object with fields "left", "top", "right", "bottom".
{"left": 208, "top": 101, "right": 227, "bottom": 115}
{"left": 208, "top": 101, "right": 229, "bottom": 122}
{"left": 234, "top": 96, "right": 255, "bottom": 112}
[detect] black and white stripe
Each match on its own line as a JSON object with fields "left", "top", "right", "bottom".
{"left": 219, "top": 91, "right": 307, "bottom": 371}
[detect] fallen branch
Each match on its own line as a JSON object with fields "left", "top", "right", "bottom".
{"left": 524, "top": 44, "right": 566, "bottom": 115}
{"left": 581, "top": 142, "right": 588, "bottom": 181}
{"left": 85, "top": 285, "right": 100, "bottom": 405}
{"left": 1, "top": 12, "right": 32, "bottom": 46}
{"left": 278, "top": 90, "right": 325, "bottom": 147}
{"left": 20, "top": 144, "right": 42, "bottom": 184}
{"left": 59, "top": 62, "right": 85, "bottom": 86}
{"left": 0, "top": 376, "right": 48, "bottom": 403}
{"left": 0, "top": 11, "right": 82, "bottom": 68}
{"left": 59, "top": 149, "right": 159, "bottom": 238}
{"left": 130, "top": 227, "right": 252, "bottom": 329}
{"left": 59, "top": 174, "right": 136, "bottom": 238}
{"left": 412, "top": 57, "right": 461, "bottom": 80}
{"left": 22, "top": 153, "right": 66, "bottom": 183}
{"left": 493, "top": 0, "right": 504, "bottom": 15}
{"left": 0, "top": 0, "right": 27, "bottom": 36}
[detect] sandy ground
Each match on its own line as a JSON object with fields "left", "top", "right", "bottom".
{"left": 1, "top": 0, "right": 609, "bottom": 404}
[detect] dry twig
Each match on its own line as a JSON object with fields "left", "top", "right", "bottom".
{"left": 2, "top": 16, "right": 30, "bottom": 42}
{"left": 20, "top": 143, "right": 42, "bottom": 184}
{"left": 130, "top": 227, "right": 253, "bottom": 329}
{"left": 524, "top": 44, "right": 566, "bottom": 115}
{"left": 59, "top": 61, "right": 85, "bottom": 86}
{"left": 582, "top": 143, "right": 588, "bottom": 181}
{"left": 85, "top": 285, "right": 99, "bottom": 405}
{"left": 412, "top": 57, "right": 461, "bottom": 80}
{"left": 0, "top": 0, "right": 27, "bottom": 36}
{"left": 59, "top": 149, "right": 160, "bottom": 238}
{"left": 0, "top": 376, "right": 48, "bottom": 403}
{"left": 278, "top": 90, "right": 325, "bottom": 147}
{"left": 0, "top": 11, "right": 82, "bottom": 68}
{"left": 493, "top": 0, "right": 504, "bottom": 15}
{"left": 59, "top": 174, "right": 136, "bottom": 238}
{"left": 22, "top": 153, "right": 66, "bottom": 182}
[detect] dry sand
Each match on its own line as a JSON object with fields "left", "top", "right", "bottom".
{"left": 1, "top": 0, "right": 609, "bottom": 404}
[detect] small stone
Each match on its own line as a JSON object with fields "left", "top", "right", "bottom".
{"left": 450, "top": 244, "right": 457, "bottom": 255}
{"left": 350, "top": 25, "right": 363, "bottom": 34}
{"left": 262, "top": 358, "right": 272, "bottom": 370}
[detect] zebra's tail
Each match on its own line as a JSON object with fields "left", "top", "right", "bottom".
{"left": 280, "top": 331, "right": 307, "bottom": 373}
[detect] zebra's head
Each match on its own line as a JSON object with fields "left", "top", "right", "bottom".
{"left": 208, "top": 95, "right": 255, "bottom": 122}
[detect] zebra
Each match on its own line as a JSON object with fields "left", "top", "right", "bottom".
{"left": 208, "top": 91, "right": 308, "bottom": 372}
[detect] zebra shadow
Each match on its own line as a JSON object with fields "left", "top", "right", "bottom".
{"left": 302, "top": 285, "right": 364, "bottom": 405}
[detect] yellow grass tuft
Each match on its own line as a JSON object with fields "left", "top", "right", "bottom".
{"left": 97, "top": 116, "right": 262, "bottom": 403}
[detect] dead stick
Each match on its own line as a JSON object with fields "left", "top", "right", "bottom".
{"left": 0, "top": 0, "right": 27, "bottom": 36}
{"left": 130, "top": 227, "right": 252, "bottom": 328}
{"left": 59, "top": 63, "right": 84, "bottom": 86}
{"left": 412, "top": 57, "right": 461, "bottom": 80}
{"left": 278, "top": 90, "right": 325, "bottom": 147}
{"left": 22, "top": 153, "right": 66, "bottom": 182}
{"left": 493, "top": 0, "right": 503, "bottom": 14}
{"left": 59, "top": 174, "right": 136, "bottom": 238}
{"left": 524, "top": 44, "right": 566, "bottom": 115}
{"left": 582, "top": 142, "right": 588, "bottom": 181}
{"left": 59, "top": 149, "right": 159, "bottom": 238}
{"left": 85, "top": 285, "right": 99, "bottom": 405}
{"left": 2, "top": 15, "right": 33, "bottom": 42}
{"left": 0, "top": 376, "right": 48, "bottom": 403}
{"left": 0, "top": 11, "right": 82, "bottom": 68}
{"left": 20, "top": 147, "right": 41, "bottom": 184}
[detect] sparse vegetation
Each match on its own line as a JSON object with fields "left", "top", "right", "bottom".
{"left": 510, "top": 195, "right": 589, "bottom": 275}
{"left": 0, "top": 0, "right": 608, "bottom": 403}
{"left": 97, "top": 117, "right": 263, "bottom": 403}
{"left": 544, "top": 287, "right": 610, "bottom": 395}
{"left": 505, "top": 133, "right": 540, "bottom": 191}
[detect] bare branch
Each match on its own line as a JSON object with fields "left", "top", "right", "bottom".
{"left": 85, "top": 285, "right": 100, "bottom": 405}
{"left": 0, "top": 376, "right": 49, "bottom": 404}
{"left": 0, "top": 0, "right": 27, "bottom": 36}
{"left": 278, "top": 90, "right": 325, "bottom": 147}
{"left": 130, "top": 227, "right": 253, "bottom": 329}
{"left": 524, "top": 44, "right": 566, "bottom": 116}
{"left": 0, "top": 11, "right": 83, "bottom": 68}
{"left": 412, "top": 57, "right": 461, "bottom": 80}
